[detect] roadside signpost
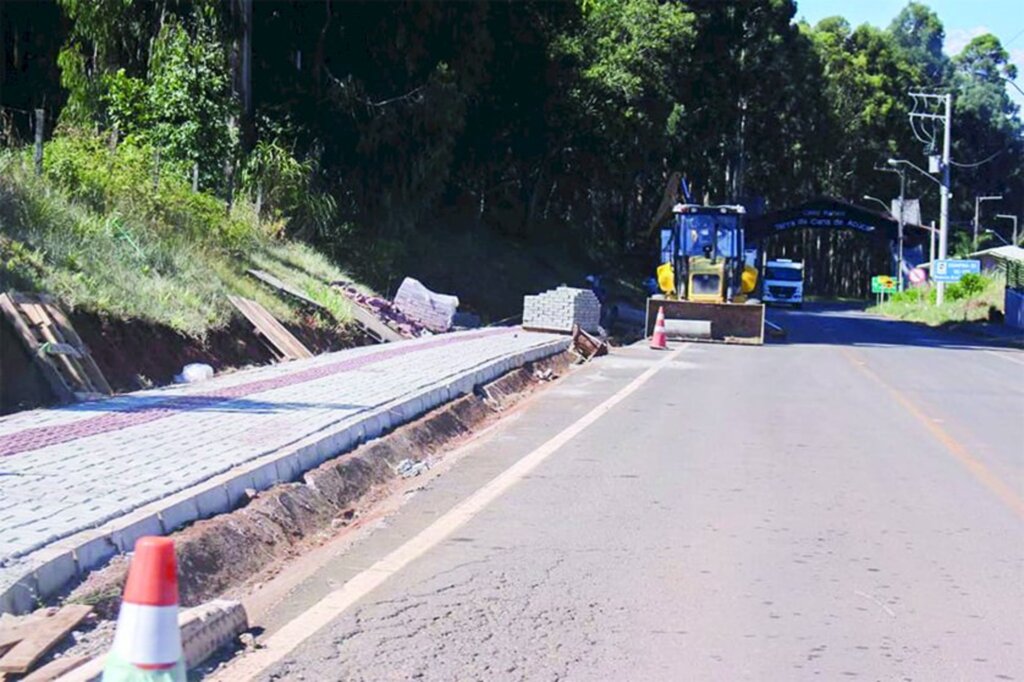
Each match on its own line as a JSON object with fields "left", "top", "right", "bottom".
{"left": 871, "top": 275, "right": 897, "bottom": 303}
{"left": 871, "top": 275, "right": 897, "bottom": 293}
{"left": 932, "top": 259, "right": 980, "bottom": 283}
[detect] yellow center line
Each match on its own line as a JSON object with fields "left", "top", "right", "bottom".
{"left": 839, "top": 347, "right": 1024, "bottom": 519}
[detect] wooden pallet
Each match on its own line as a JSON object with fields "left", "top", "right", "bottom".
{"left": 0, "top": 292, "right": 111, "bottom": 404}
{"left": 228, "top": 295, "right": 313, "bottom": 361}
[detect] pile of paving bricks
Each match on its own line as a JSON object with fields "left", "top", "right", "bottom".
{"left": 333, "top": 284, "right": 431, "bottom": 338}
{"left": 522, "top": 286, "right": 601, "bottom": 333}
{"left": 393, "top": 277, "right": 460, "bottom": 333}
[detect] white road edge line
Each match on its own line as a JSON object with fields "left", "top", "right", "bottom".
{"left": 984, "top": 349, "right": 1024, "bottom": 367}
{"left": 212, "top": 345, "right": 688, "bottom": 681}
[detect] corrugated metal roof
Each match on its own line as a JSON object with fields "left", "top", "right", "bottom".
{"left": 968, "top": 245, "right": 1024, "bottom": 262}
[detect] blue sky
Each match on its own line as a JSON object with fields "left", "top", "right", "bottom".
{"left": 795, "top": 0, "right": 1024, "bottom": 107}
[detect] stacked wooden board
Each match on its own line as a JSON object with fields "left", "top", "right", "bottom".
{"left": 0, "top": 292, "right": 111, "bottom": 404}
{"left": 0, "top": 604, "right": 92, "bottom": 678}
{"left": 228, "top": 295, "right": 313, "bottom": 361}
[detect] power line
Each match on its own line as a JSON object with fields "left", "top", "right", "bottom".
{"left": 950, "top": 149, "right": 1003, "bottom": 168}
{"left": 1004, "top": 26, "right": 1024, "bottom": 46}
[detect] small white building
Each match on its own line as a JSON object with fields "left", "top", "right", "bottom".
{"left": 967, "top": 246, "right": 1024, "bottom": 331}
{"left": 967, "top": 245, "right": 1024, "bottom": 275}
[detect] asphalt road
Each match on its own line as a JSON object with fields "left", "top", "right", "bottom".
{"left": 237, "top": 306, "right": 1023, "bottom": 681}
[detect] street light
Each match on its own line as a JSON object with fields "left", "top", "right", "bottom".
{"left": 974, "top": 195, "right": 1002, "bottom": 249}
{"left": 886, "top": 158, "right": 942, "bottom": 186}
{"left": 862, "top": 195, "right": 892, "bottom": 214}
{"left": 995, "top": 214, "right": 1019, "bottom": 246}
{"left": 984, "top": 229, "right": 1011, "bottom": 247}
{"left": 880, "top": 161, "right": 913, "bottom": 291}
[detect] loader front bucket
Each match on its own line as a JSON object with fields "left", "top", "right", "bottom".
{"left": 645, "top": 298, "right": 765, "bottom": 345}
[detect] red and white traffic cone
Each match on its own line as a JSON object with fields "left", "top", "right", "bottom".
{"left": 103, "top": 537, "right": 185, "bottom": 681}
{"left": 650, "top": 306, "right": 668, "bottom": 350}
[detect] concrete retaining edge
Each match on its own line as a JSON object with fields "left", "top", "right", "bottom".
{"left": 1, "top": 334, "right": 570, "bottom": 615}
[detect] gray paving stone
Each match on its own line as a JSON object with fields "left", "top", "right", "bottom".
{"left": 0, "top": 329, "right": 569, "bottom": 612}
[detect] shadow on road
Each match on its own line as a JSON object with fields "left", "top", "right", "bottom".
{"left": 766, "top": 302, "right": 1023, "bottom": 351}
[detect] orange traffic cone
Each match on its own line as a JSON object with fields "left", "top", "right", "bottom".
{"left": 103, "top": 537, "right": 186, "bottom": 681}
{"left": 650, "top": 306, "right": 668, "bottom": 350}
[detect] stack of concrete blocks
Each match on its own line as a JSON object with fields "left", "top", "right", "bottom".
{"left": 393, "top": 277, "right": 460, "bottom": 333}
{"left": 522, "top": 286, "right": 601, "bottom": 333}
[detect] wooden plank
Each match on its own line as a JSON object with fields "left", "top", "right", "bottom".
{"left": 228, "top": 296, "right": 313, "bottom": 361}
{"left": 22, "top": 654, "right": 91, "bottom": 681}
{"left": 20, "top": 303, "right": 93, "bottom": 393}
{"left": 244, "top": 301, "right": 308, "bottom": 360}
{"left": 235, "top": 296, "right": 303, "bottom": 360}
{"left": 0, "top": 605, "right": 92, "bottom": 674}
{"left": 0, "top": 619, "right": 36, "bottom": 650}
{"left": 0, "top": 294, "right": 75, "bottom": 403}
{"left": 246, "top": 269, "right": 326, "bottom": 312}
{"left": 35, "top": 295, "right": 112, "bottom": 395}
{"left": 250, "top": 300, "right": 312, "bottom": 360}
{"left": 339, "top": 298, "right": 405, "bottom": 343}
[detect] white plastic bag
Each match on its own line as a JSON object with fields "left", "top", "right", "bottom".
{"left": 174, "top": 363, "right": 214, "bottom": 384}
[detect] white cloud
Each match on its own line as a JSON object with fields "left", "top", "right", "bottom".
{"left": 945, "top": 26, "right": 990, "bottom": 57}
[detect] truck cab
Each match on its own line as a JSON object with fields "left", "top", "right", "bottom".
{"left": 762, "top": 259, "right": 804, "bottom": 307}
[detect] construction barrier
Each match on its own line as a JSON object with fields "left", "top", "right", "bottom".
{"left": 650, "top": 306, "right": 668, "bottom": 350}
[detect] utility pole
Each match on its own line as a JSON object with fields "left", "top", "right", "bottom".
{"left": 33, "top": 108, "right": 44, "bottom": 176}
{"left": 906, "top": 91, "right": 953, "bottom": 304}
{"left": 974, "top": 195, "right": 1002, "bottom": 249}
{"left": 929, "top": 220, "right": 936, "bottom": 266}
{"left": 897, "top": 170, "right": 906, "bottom": 291}
{"left": 939, "top": 93, "right": 951, "bottom": 305}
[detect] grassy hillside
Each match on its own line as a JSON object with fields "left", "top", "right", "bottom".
{"left": 0, "top": 133, "right": 355, "bottom": 336}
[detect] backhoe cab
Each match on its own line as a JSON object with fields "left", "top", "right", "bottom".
{"left": 647, "top": 200, "right": 765, "bottom": 344}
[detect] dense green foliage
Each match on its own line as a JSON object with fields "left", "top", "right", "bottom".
{"left": 2, "top": 0, "right": 1022, "bottom": 304}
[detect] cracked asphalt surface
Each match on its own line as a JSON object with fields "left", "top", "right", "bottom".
{"left": 247, "top": 306, "right": 1023, "bottom": 681}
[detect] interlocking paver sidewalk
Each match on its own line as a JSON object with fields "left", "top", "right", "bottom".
{"left": 0, "top": 327, "right": 568, "bottom": 612}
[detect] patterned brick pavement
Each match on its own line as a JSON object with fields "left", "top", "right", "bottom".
{"left": 0, "top": 328, "right": 567, "bottom": 611}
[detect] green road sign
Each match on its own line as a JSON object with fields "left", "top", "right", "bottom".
{"left": 871, "top": 275, "right": 897, "bottom": 294}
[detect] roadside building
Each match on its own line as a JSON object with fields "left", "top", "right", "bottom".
{"left": 967, "top": 246, "right": 1024, "bottom": 331}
